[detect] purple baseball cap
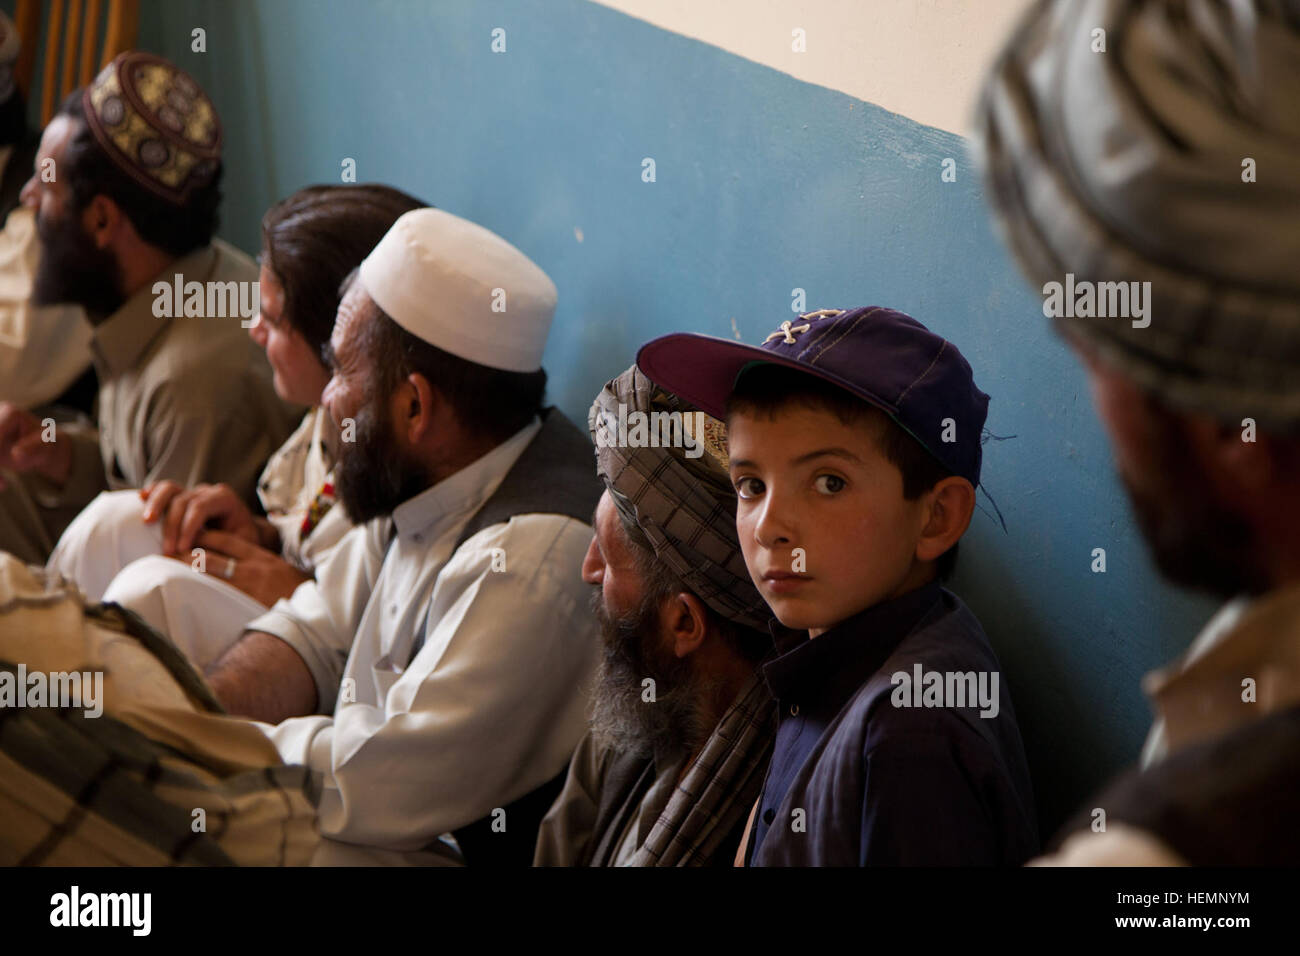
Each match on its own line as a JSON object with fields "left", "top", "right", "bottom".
{"left": 636, "top": 307, "right": 990, "bottom": 487}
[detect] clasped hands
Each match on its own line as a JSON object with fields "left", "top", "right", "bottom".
{"left": 139, "top": 480, "right": 311, "bottom": 607}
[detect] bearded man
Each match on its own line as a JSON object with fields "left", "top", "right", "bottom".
{"left": 0, "top": 9, "right": 94, "bottom": 413}
{"left": 976, "top": 0, "right": 1300, "bottom": 864}
{"left": 534, "top": 366, "right": 777, "bottom": 867}
{"left": 205, "top": 207, "right": 602, "bottom": 866}
{"left": 0, "top": 52, "right": 296, "bottom": 564}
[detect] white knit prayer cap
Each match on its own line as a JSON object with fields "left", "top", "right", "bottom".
{"left": 358, "top": 207, "right": 558, "bottom": 373}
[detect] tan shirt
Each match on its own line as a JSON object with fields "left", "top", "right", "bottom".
{"left": 1032, "top": 582, "right": 1300, "bottom": 865}
{"left": 38, "top": 240, "right": 300, "bottom": 510}
{"left": 1139, "top": 583, "right": 1300, "bottom": 763}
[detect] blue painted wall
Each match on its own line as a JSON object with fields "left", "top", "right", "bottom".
{"left": 20, "top": 0, "right": 1218, "bottom": 835}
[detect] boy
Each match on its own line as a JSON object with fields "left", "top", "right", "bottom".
{"left": 636, "top": 306, "right": 1038, "bottom": 865}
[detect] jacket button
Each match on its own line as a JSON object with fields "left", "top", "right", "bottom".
{"left": 762, "top": 808, "right": 776, "bottom": 825}
{"left": 789, "top": 704, "right": 799, "bottom": 716}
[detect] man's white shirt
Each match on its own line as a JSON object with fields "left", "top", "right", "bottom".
{"left": 247, "top": 417, "right": 600, "bottom": 850}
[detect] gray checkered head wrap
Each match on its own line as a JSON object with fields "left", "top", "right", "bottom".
{"left": 589, "top": 366, "right": 770, "bottom": 631}
{"left": 974, "top": 0, "right": 1300, "bottom": 430}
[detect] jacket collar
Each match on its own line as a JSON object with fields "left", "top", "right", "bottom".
{"left": 1145, "top": 582, "right": 1300, "bottom": 756}
{"left": 761, "top": 580, "right": 943, "bottom": 711}
{"left": 91, "top": 243, "right": 218, "bottom": 377}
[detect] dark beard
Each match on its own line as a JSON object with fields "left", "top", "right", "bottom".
{"left": 1118, "top": 413, "right": 1268, "bottom": 599}
{"left": 33, "top": 208, "right": 124, "bottom": 315}
{"left": 588, "top": 588, "right": 715, "bottom": 761}
{"left": 334, "top": 403, "right": 429, "bottom": 523}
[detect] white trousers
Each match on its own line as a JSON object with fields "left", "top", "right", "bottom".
{"left": 48, "top": 490, "right": 161, "bottom": 601}
{"left": 47, "top": 489, "right": 268, "bottom": 670}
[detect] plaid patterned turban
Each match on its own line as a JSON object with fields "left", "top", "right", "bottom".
{"left": 83, "top": 51, "right": 222, "bottom": 205}
{"left": 589, "top": 366, "right": 771, "bottom": 632}
{"left": 975, "top": 0, "right": 1300, "bottom": 430}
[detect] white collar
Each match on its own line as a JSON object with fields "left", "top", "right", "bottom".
{"left": 390, "top": 416, "right": 542, "bottom": 542}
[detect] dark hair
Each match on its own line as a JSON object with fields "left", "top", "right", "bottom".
{"left": 262, "top": 184, "right": 427, "bottom": 357}
{"left": 0, "top": 89, "right": 27, "bottom": 148}
{"left": 359, "top": 302, "right": 548, "bottom": 446}
{"left": 57, "top": 92, "right": 222, "bottom": 255}
{"left": 727, "top": 363, "right": 960, "bottom": 581}
{"left": 618, "top": 512, "right": 773, "bottom": 666}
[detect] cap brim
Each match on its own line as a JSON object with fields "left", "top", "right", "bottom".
{"left": 635, "top": 334, "right": 789, "bottom": 419}
{"left": 636, "top": 332, "right": 900, "bottom": 422}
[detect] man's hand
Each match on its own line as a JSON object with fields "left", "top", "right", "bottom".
{"left": 142, "top": 480, "right": 262, "bottom": 555}
{"left": 0, "top": 402, "right": 73, "bottom": 489}
{"left": 180, "top": 529, "right": 312, "bottom": 607}
{"left": 206, "top": 630, "right": 318, "bottom": 723}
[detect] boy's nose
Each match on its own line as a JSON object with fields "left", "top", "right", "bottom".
{"left": 753, "top": 490, "right": 796, "bottom": 548}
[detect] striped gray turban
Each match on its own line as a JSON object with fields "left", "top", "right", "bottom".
{"left": 975, "top": 0, "right": 1300, "bottom": 429}
{"left": 589, "top": 366, "right": 771, "bottom": 632}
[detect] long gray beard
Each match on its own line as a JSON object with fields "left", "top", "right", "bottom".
{"left": 587, "top": 589, "right": 717, "bottom": 761}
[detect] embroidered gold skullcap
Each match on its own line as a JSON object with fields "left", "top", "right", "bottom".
{"left": 83, "top": 52, "right": 221, "bottom": 205}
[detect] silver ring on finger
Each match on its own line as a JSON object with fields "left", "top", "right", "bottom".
{"left": 222, "top": 558, "right": 237, "bottom": 580}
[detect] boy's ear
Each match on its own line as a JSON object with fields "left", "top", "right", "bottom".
{"left": 915, "top": 476, "right": 976, "bottom": 564}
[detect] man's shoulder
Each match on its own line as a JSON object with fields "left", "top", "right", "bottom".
{"left": 149, "top": 239, "right": 259, "bottom": 349}
{"left": 570, "top": 729, "right": 644, "bottom": 797}
{"left": 142, "top": 305, "right": 278, "bottom": 412}
{"left": 1054, "top": 703, "right": 1300, "bottom": 865}
{"left": 516, "top": 407, "right": 598, "bottom": 486}
{"left": 883, "top": 587, "right": 1000, "bottom": 675}
{"left": 453, "top": 512, "right": 593, "bottom": 594}
{"left": 452, "top": 407, "right": 601, "bottom": 551}
{"left": 209, "top": 238, "right": 259, "bottom": 279}
{"left": 137, "top": 348, "right": 281, "bottom": 429}
{"left": 146, "top": 326, "right": 265, "bottom": 382}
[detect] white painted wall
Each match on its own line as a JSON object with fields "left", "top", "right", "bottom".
{"left": 590, "top": 0, "right": 1037, "bottom": 135}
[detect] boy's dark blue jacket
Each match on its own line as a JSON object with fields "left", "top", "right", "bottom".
{"left": 747, "top": 580, "right": 1039, "bottom": 866}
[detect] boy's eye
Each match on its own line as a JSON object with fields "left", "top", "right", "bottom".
{"left": 735, "top": 476, "right": 764, "bottom": 499}
{"left": 814, "top": 474, "right": 846, "bottom": 495}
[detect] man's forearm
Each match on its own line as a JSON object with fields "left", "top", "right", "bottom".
{"left": 207, "top": 630, "right": 319, "bottom": 723}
